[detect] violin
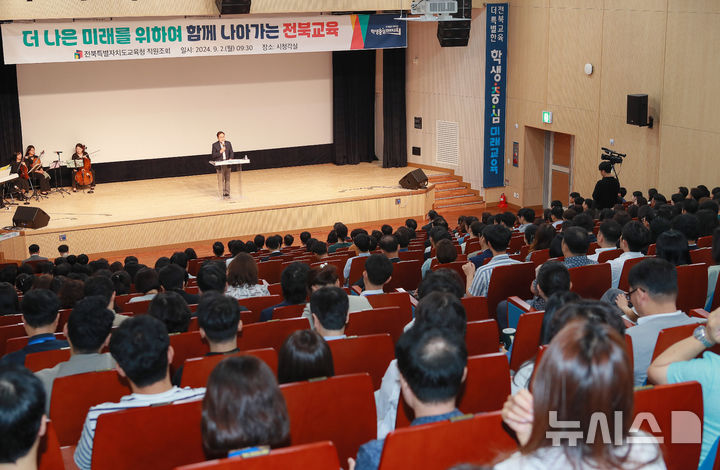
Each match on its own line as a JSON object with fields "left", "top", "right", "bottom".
{"left": 18, "top": 160, "right": 28, "bottom": 180}
{"left": 74, "top": 146, "right": 94, "bottom": 187}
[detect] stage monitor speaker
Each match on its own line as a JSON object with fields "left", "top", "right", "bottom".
{"left": 399, "top": 169, "right": 428, "bottom": 190}
{"left": 627, "top": 94, "right": 648, "bottom": 126}
{"left": 437, "top": 0, "right": 472, "bottom": 47}
{"left": 13, "top": 206, "right": 50, "bottom": 230}
{"left": 215, "top": 0, "right": 251, "bottom": 14}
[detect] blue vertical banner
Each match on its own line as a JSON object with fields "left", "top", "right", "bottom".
{"left": 483, "top": 3, "right": 508, "bottom": 188}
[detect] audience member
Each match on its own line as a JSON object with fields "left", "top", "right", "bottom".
{"left": 74, "top": 315, "right": 205, "bottom": 470}
{"left": 35, "top": 296, "right": 115, "bottom": 412}
{"left": 158, "top": 263, "right": 198, "bottom": 305}
{"left": 524, "top": 223, "right": 555, "bottom": 262}
{"left": 361, "top": 254, "right": 393, "bottom": 296}
{"left": 343, "top": 233, "right": 372, "bottom": 283}
{"left": 516, "top": 208, "right": 535, "bottom": 233}
{"left": 0, "top": 281, "right": 19, "bottom": 315}
{"left": 201, "top": 356, "right": 289, "bottom": 459}
{"left": 84, "top": 275, "right": 128, "bottom": 327}
{"left": 127, "top": 267, "right": 160, "bottom": 303}
{"left": 147, "top": 291, "right": 191, "bottom": 334}
{"left": 608, "top": 221, "right": 649, "bottom": 288}
{"left": 212, "top": 241, "right": 224, "bottom": 257}
{"left": 655, "top": 230, "right": 691, "bottom": 266}
{"left": 310, "top": 286, "right": 349, "bottom": 340}
{"left": 0, "top": 289, "right": 67, "bottom": 366}
{"left": 278, "top": 330, "right": 334, "bottom": 384}
{"left": 22, "top": 244, "right": 48, "bottom": 264}
{"left": 260, "top": 263, "right": 310, "bottom": 321}
{"left": 196, "top": 262, "right": 227, "bottom": 294}
{"left": 463, "top": 224, "right": 520, "bottom": 297}
{"left": 283, "top": 234, "right": 294, "bottom": 248}
{"left": 588, "top": 220, "right": 621, "bottom": 261}
{"left": 378, "top": 235, "right": 400, "bottom": 261}
{"left": 673, "top": 213, "right": 700, "bottom": 249}
{"left": 260, "top": 235, "right": 283, "bottom": 260}
{"left": 0, "top": 364, "right": 48, "bottom": 470}
{"left": 225, "top": 253, "right": 270, "bottom": 300}
{"left": 302, "top": 266, "right": 370, "bottom": 324}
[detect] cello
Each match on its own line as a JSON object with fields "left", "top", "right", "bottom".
{"left": 74, "top": 145, "right": 94, "bottom": 188}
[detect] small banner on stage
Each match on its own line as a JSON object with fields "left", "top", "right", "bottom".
{"left": 1, "top": 13, "right": 406, "bottom": 65}
{"left": 482, "top": 3, "right": 508, "bottom": 189}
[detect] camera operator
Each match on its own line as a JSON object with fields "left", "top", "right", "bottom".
{"left": 592, "top": 161, "right": 620, "bottom": 210}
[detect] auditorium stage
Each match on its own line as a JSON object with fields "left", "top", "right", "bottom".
{"left": 0, "top": 163, "right": 442, "bottom": 260}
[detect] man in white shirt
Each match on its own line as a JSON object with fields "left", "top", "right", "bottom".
{"left": 74, "top": 316, "right": 205, "bottom": 470}
{"left": 310, "top": 286, "right": 349, "bottom": 341}
{"left": 361, "top": 254, "right": 393, "bottom": 296}
{"left": 463, "top": 224, "right": 521, "bottom": 297}
{"left": 343, "top": 233, "right": 372, "bottom": 284}
{"left": 550, "top": 206, "right": 564, "bottom": 228}
{"left": 302, "top": 266, "right": 371, "bottom": 325}
{"left": 515, "top": 208, "right": 535, "bottom": 233}
{"left": 588, "top": 219, "right": 621, "bottom": 262}
{"left": 623, "top": 258, "right": 704, "bottom": 386}
{"left": 608, "top": 221, "right": 649, "bottom": 288}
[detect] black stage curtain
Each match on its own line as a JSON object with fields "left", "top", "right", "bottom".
{"left": 332, "top": 50, "right": 376, "bottom": 165}
{"left": 382, "top": 48, "right": 407, "bottom": 168}
{"left": 0, "top": 34, "right": 23, "bottom": 166}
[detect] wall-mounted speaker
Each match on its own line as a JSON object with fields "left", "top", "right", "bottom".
{"left": 627, "top": 94, "right": 653, "bottom": 128}
{"left": 215, "top": 0, "right": 251, "bottom": 14}
{"left": 399, "top": 169, "right": 428, "bottom": 190}
{"left": 437, "top": 0, "right": 472, "bottom": 47}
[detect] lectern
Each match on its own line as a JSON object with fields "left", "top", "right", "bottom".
{"left": 209, "top": 157, "right": 250, "bottom": 200}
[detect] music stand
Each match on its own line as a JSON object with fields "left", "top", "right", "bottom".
{"left": 50, "top": 151, "right": 70, "bottom": 197}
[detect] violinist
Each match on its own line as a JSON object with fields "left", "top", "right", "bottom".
{"left": 10, "top": 152, "right": 29, "bottom": 198}
{"left": 71, "top": 143, "right": 95, "bottom": 192}
{"left": 24, "top": 145, "right": 50, "bottom": 195}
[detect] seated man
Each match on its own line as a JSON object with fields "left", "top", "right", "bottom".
{"left": 22, "top": 244, "right": 48, "bottom": 264}
{"left": 463, "top": 224, "right": 521, "bottom": 297}
{"left": 260, "top": 262, "right": 310, "bottom": 321}
{"left": 0, "top": 364, "right": 48, "bottom": 470}
{"left": 361, "top": 254, "right": 393, "bottom": 296}
{"left": 74, "top": 315, "right": 205, "bottom": 470}
{"left": 35, "top": 296, "right": 115, "bottom": 412}
{"left": 673, "top": 213, "right": 700, "bottom": 250}
{"left": 394, "top": 226, "right": 411, "bottom": 252}
{"left": 158, "top": 263, "right": 198, "bottom": 305}
{"left": 421, "top": 227, "right": 453, "bottom": 278}
{"left": 588, "top": 219, "right": 621, "bottom": 262}
{"left": 352, "top": 326, "right": 467, "bottom": 470}
{"left": 196, "top": 261, "right": 227, "bottom": 295}
{"left": 648, "top": 307, "right": 720, "bottom": 466}
{"left": 260, "top": 235, "right": 283, "bottom": 261}
{"left": 310, "top": 240, "right": 329, "bottom": 262}
{"left": 378, "top": 235, "right": 401, "bottom": 262}
{"left": 84, "top": 276, "right": 130, "bottom": 327}
{"left": 550, "top": 205, "right": 564, "bottom": 228}
{"left": 620, "top": 258, "right": 704, "bottom": 385}
{"left": 515, "top": 208, "right": 535, "bottom": 233}
{"left": 127, "top": 267, "right": 160, "bottom": 303}
{"left": 310, "top": 286, "right": 349, "bottom": 341}
{"left": 172, "top": 291, "right": 242, "bottom": 385}
{"left": 559, "top": 226, "right": 597, "bottom": 268}
{"left": 328, "top": 222, "right": 352, "bottom": 253}
{"left": 302, "top": 266, "right": 371, "bottom": 325}
{"left": 343, "top": 233, "right": 372, "bottom": 283}
{"left": 0, "top": 289, "right": 68, "bottom": 366}
{"left": 466, "top": 222, "right": 491, "bottom": 265}
{"left": 608, "top": 221, "right": 649, "bottom": 288}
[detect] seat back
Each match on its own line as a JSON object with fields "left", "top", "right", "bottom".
{"left": 431, "top": 261, "right": 468, "bottom": 286}
{"left": 181, "top": 348, "right": 278, "bottom": 388}
{"left": 170, "top": 331, "right": 209, "bottom": 371}
{"left": 461, "top": 296, "right": 490, "bottom": 322}
{"left": 173, "top": 441, "right": 341, "bottom": 470}
{"left": 237, "top": 317, "right": 308, "bottom": 351}
{"left": 0, "top": 323, "right": 27, "bottom": 355}
{"left": 618, "top": 256, "right": 648, "bottom": 291}
{"left": 234, "top": 295, "right": 283, "bottom": 324}
{"left": 569, "top": 263, "right": 612, "bottom": 299}
{"left": 396, "top": 352, "right": 511, "bottom": 428}
{"left": 506, "top": 296, "right": 535, "bottom": 330}
{"left": 690, "top": 247, "right": 713, "bottom": 265}
{"left": 5, "top": 333, "right": 65, "bottom": 354}
{"left": 366, "top": 292, "right": 413, "bottom": 318}
{"left": 122, "top": 299, "right": 152, "bottom": 315}
{"left": 466, "top": 319, "right": 500, "bottom": 356}
{"left": 280, "top": 373, "right": 376, "bottom": 463}
{"left": 347, "top": 256, "right": 368, "bottom": 286}
{"left": 0, "top": 313, "right": 21, "bottom": 327}
{"left": 676, "top": 263, "right": 708, "bottom": 314}
{"left": 272, "top": 303, "right": 305, "bottom": 320}
{"left": 311, "top": 259, "right": 347, "bottom": 284}
{"left": 257, "top": 260, "right": 283, "bottom": 284}
{"left": 50, "top": 370, "right": 132, "bottom": 446}
{"left": 327, "top": 334, "right": 394, "bottom": 390}
{"left": 651, "top": 324, "right": 697, "bottom": 361}
{"left": 486, "top": 262, "right": 535, "bottom": 320}
{"left": 379, "top": 411, "right": 517, "bottom": 470}
{"left": 384, "top": 260, "right": 422, "bottom": 291}
{"left": 345, "top": 306, "right": 409, "bottom": 344}
{"left": 528, "top": 248, "right": 550, "bottom": 267}
{"left": 597, "top": 248, "right": 624, "bottom": 263}
{"left": 37, "top": 420, "right": 64, "bottom": 470}
{"left": 633, "top": 381, "right": 703, "bottom": 470}
{"left": 56, "top": 308, "right": 71, "bottom": 332}
{"left": 92, "top": 399, "right": 205, "bottom": 470}
{"left": 509, "top": 311, "right": 545, "bottom": 372}
{"left": 25, "top": 348, "right": 71, "bottom": 372}
{"left": 698, "top": 235, "right": 713, "bottom": 248}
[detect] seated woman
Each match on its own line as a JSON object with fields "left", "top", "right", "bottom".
{"left": 655, "top": 229, "right": 691, "bottom": 266}
{"left": 524, "top": 223, "right": 556, "bottom": 261}
{"left": 147, "top": 291, "right": 191, "bottom": 334}
{"left": 24, "top": 145, "right": 50, "bottom": 195}
{"left": 225, "top": 253, "right": 270, "bottom": 300}
{"left": 202, "top": 356, "right": 289, "bottom": 459}
{"left": 278, "top": 329, "right": 334, "bottom": 384}
{"left": 9, "top": 152, "right": 29, "bottom": 199}
{"left": 498, "top": 317, "right": 664, "bottom": 469}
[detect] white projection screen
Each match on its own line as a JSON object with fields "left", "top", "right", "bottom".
{"left": 16, "top": 52, "right": 333, "bottom": 163}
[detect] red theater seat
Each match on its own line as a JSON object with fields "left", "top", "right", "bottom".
{"left": 327, "top": 333, "right": 394, "bottom": 390}
{"left": 461, "top": 296, "right": 490, "bottom": 322}
{"left": 237, "top": 317, "right": 308, "bottom": 351}
{"left": 346, "top": 306, "right": 409, "bottom": 344}
{"left": 25, "top": 348, "right": 71, "bottom": 372}
{"left": 569, "top": 263, "right": 611, "bottom": 299}
{"left": 180, "top": 348, "right": 278, "bottom": 388}
{"left": 509, "top": 311, "right": 544, "bottom": 372}
{"left": 466, "top": 319, "right": 500, "bottom": 356}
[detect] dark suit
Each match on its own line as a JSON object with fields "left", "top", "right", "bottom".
{"left": 211, "top": 140, "right": 234, "bottom": 196}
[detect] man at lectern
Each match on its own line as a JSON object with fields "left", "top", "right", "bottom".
{"left": 211, "top": 131, "right": 234, "bottom": 197}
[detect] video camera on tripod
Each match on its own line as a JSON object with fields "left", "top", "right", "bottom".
{"left": 601, "top": 147, "right": 626, "bottom": 165}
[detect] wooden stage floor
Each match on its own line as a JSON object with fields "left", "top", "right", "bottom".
{"left": 0, "top": 163, "right": 444, "bottom": 260}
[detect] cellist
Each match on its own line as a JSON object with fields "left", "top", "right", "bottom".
{"left": 71, "top": 143, "right": 95, "bottom": 192}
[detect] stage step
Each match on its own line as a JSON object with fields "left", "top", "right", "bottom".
{"left": 435, "top": 194, "right": 481, "bottom": 204}
{"left": 435, "top": 181, "right": 467, "bottom": 190}
{"left": 427, "top": 174, "right": 456, "bottom": 183}
{"left": 435, "top": 187, "right": 478, "bottom": 197}
{"left": 433, "top": 201, "right": 487, "bottom": 211}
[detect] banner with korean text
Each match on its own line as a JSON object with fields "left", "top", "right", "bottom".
{"left": 482, "top": 4, "right": 507, "bottom": 188}
{"left": 1, "top": 13, "right": 406, "bottom": 65}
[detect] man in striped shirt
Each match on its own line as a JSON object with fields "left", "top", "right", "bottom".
{"left": 463, "top": 224, "right": 521, "bottom": 297}
{"left": 74, "top": 315, "right": 205, "bottom": 470}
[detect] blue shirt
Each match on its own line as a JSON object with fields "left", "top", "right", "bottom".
{"left": 562, "top": 255, "right": 597, "bottom": 269}
{"left": 0, "top": 333, "right": 69, "bottom": 366}
{"left": 354, "top": 409, "right": 464, "bottom": 470}
{"left": 469, "top": 249, "right": 493, "bottom": 269}
{"left": 259, "top": 300, "right": 293, "bottom": 322}
{"left": 668, "top": 351, "right": 720, "bottom": 464}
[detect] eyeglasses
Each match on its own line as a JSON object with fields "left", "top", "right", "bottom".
{"left": 625, "top": 288, "right": 638, "bottom": 302}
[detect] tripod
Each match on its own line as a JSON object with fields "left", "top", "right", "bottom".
{"left": 50, "top": 151, "right": 71, "bottom": 197}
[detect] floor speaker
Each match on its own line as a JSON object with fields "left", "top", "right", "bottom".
{"left": 13, "top": 206, "right": 50, "bottom": 230}
{"left": 215, "top": 0, "right": 251, "bottom": 14}
{"left": 627, "top": 94, "right": 648, "bottom": 126}
{"left": 399, "top": 169, "right": 428, "bottom": 190}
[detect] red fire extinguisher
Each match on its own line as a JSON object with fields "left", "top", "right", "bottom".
{"left": 499, "top": 192, "right": 508, "bottom": 208}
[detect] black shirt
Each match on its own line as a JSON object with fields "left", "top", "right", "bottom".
{"left": 0, "top": 333, "right": 69, "bottom": 366}
{"left": 592, "top": 176, "right": 620, "bottom": 210}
